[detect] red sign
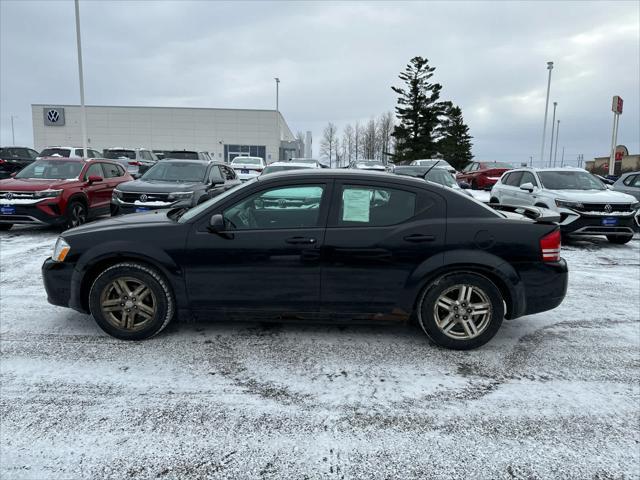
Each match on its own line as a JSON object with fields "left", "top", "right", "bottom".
{"left": 612, "top": 96, "right": 623, "bottom": 114}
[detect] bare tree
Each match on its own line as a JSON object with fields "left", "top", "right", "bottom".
{"left": 320, "top": 122, "right": 339, "bottom": 167}
{"left": 376, "top": 111, "right": 394, "bottom": 162}
{"left": 362, "top": 118, "right": 377, "bottom": 160}
{"left": 342, "top": 124, "right": 355, "bottom": 165}
{"left": 295, "top": 131, "right": 306, "bottom": 158}
{"left": 354, "top": 121, "right": 362, "bottom": 161}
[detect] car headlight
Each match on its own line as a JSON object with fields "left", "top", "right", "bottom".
{"left": 167, "top": 191, "right": 194, "bottom": 201}
{"left": 555, "top": 199, "right": 584, "bottom": 210}
{"left": 632, "top": 202, "right": 640, "bottom": 211}
{"left": 112, "top": 189, "right": 123, "bottom": 199}
{"left": 34, "top": 189, "right": 63, "bottom": 198}
{"left": 52, "top": 237, "right": 70, "bottom": 262}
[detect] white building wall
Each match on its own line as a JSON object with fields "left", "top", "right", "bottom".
{"left": 32, "top": 105, "right": 294, "bottom": 163}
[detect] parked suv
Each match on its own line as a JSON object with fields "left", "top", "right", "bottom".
{"left": 111, "top": 159, "right": 240, "bottom": 215}
{"left": 457, "top": 161, "right": 513, "bottom": 190}
{"left": 39, "top": 146, "right": 103, "bottom": 159}
{"left": 43, "top": 169, "right": 568, "bottom": 350}
{"left": 103, "top": 148, "right": 158, "bottom": 175}
{"left": 0, "top": 146, "right": 40, "bottom": 178}
{"left": 490, "top": 167, "right": 639, "bottom": 243}
{"left": 0, "top": 157, "right": 132, "bottom": 230}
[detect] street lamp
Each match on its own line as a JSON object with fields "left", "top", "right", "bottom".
{"left": 10, "top": 115, "right": 17, "bottom": 145}
{"left": 548, "top": 102, "right": 557, "bottom": 167}
{"left": 74, "top": 0, "right": 88, "bottom": 158}
{"left": 539, "top": 61, "right": 554, "bottom": 164}
{"left": 553, "top": 120, "right": 560, "bottom": 167}
{"left": 274, "top": 77, "right": 281, "bottom": 158}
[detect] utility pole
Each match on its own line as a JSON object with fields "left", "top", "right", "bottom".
{"left": 274, "top": 77, "right": 280, "bottom": 161}
{"left": 539, "top": 61, "right": 554, "bottom": 163}
{"left": 548, "top": 101, "right": 557, "bottom": 166}
{"left": 529, "top": 155, "right": 533, "bottom": 167}
{"left": 560, "top": 146, "right": 565, "bottom": 167}
{"left": 608, "top": 96, "right": 623, "bottom": 176}
{"left": 553, "top": 120, "right": 560, "bottom": 167}
{"left": 74, "top": 0, "right": 88, "bottom": 158}
{"left": 10, "top": 115, "right": 16, "bottom": 145}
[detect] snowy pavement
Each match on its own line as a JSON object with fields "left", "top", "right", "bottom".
{"left": 1, "top": 226, "right": 639, "bottom": 479}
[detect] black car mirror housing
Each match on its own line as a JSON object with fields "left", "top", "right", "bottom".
{"left": 208, "top": 213, "right": 225, "bottom": 232}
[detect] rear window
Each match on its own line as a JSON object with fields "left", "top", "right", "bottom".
{"left": 0, "top": 148, "right": 30, "bottom": 159}
{"left": 40, "top": 148, "right": 71, "bottom": 158}
{"left": 232, "top": 157, "right": 262, "bottom": 165}
{"left": 15, "top": 160, "right": 83, "bottom": 179}
{"left": 104, "top": 150, "right": 136, "bottom": 160}
{"left": 166, "top": 151, "right": 199, "bottom": 160}
{"left": 338, "top": 185, "right": 416, "bottom": 226}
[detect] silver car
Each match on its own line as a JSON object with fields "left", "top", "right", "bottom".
{"left": 612, "top": 171, "right": 640, "bottom": 201}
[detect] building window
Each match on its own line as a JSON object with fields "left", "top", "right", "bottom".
{"left": 224, "top": 145, "right": 266, "bottom": 163}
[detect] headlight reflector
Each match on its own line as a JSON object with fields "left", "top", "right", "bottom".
{"left": 167, "top": 191, "right": 193, "bottom": 201}
{"left": 52, "top": 237, "right": 70, "bottom": 262}
{"left": 112, "top": 189, "right": 123, "bottom": 200}
{"left": 35, "top": 189, "right": 63, "bottom": 199}
{"left": 555, "top": 200, "right": 584, "bottom": 210}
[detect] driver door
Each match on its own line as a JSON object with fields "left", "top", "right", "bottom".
{"left": 184, "top": 181, "right": 332, "bottom": 319}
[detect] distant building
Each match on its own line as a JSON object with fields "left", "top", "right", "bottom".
{"left": 586, "top": 145, "right": 639, "bottom": 175}
{"left": 32, "top": 104, "right": 301, "bottom": 163}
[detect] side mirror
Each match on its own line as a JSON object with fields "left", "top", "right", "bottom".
{"left": 87, "top": 175, "right": 103, "bottom": 184}
{"left": 132, "top": 173, "right": 142, "bottom": 180}
{"left": 210, "top": 179, "right": 224, "bottom": 187}
{"left": 208, "top": 213, "right": 225, "bottom": 233}
{"left": 520, "top": 182, "right": 535, "bottom": 192}
{"left": 459, "top": 181, "right": 471, "bottom": 190}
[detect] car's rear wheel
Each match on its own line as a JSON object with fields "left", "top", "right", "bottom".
{"left": 471, "top": 180, "right": 478, "bottom": 190}
{"left": 0, "top": 224, "right": 12, "bottom": 231}
{"left": 65, "top": 200, "right": 87, "bottom": 229}
{"left": 490, "top": 197, "right": 499, "bottom": 204}
{"left": 606, "top": 234, "right": 633, "bottom": 244}
{"left": 417, "top": 273, "right": 504, "bottom": 350}
{"left": 89, "top": 262, "right": 175, "bottom": 340}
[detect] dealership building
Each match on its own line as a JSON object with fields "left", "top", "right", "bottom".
{"left": 31, "top": 104, "right": 302, "bottom": 163}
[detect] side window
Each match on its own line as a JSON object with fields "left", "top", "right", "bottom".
{"left": 504, "top": 171, "right": 523, "bottom": 186}
{"left": 102, "top": 162, "right": 122, "bottom": 178}
{"left": 623, "top": 174, "right": 637, "bottom": 187}
{"left": 75, "top": 149, "right": 84, "bottom": 157}
{"left": 222, "top": 165, "right": 236, "bottom": 180}
{"left": 208, "top": 166, "right": 224, "bottom": 183}
{"left": 630, "top": 175, "right": 640, "bottom": 188}
{"left": 29, "top": 149, "right": 39, "bottom": 159}
{"left": 84, "top": 163, "right": 104, "bottom": 179}
{"left": 470, "top": 163, "right": 479, "bottom": 172}
{"left": 338, "top": 185, "right": 416, "bottom": 227}
{"left": 501, "top": 173, "right": 511, "bottom": 184}
{"left": 519, "top": 172, "right": 537, "bottom": 187}
{"left": 223, "top": 184, "right": 325, "bottom": 230}
{"left": 91, "top": 150, "right": 101, "bottom": 158}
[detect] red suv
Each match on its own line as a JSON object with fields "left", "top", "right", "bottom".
{"left": 457, "top": 161, "right": 514, "bottom": 190}
{"left": 0, "top": 157, "right": 133, "bottom": 230}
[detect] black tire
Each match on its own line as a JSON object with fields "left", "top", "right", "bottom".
{"left": 490, "top": 197, "right": 499, "bottom": 204}
{"left": 416, "top": 272, "right": 504, "bottom": 350}
{"left": 88, "top": 262, "right": 175, "bottom": 340}
{"left": 0, "top": 224, "right": 12, "bottom": 231}
{"left": 607, "top": 235, "right": 633, "bottom": 244}
{"left": 110, "top": 204, "right": 120, "bottom": 216}
{"left": 471, "top": 180, "right": 478, "bottom": 190}
{"left": 65, "top": 200, "right": 87, "bottom": 229}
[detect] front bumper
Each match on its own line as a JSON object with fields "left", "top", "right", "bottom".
{"left": 518, "top": 258, "right": 568, "bottom": 316}
{"left": 0, "top": 200, "right": 65, "bottom": 225}
{"left": 111, "top": 198, "right": 191, "bottom": 215}
{"left": 42, "top": 258, "right": 75, "bottom": 308}
{"left": 558, "top": 209, "right": 637, "bottom": 236}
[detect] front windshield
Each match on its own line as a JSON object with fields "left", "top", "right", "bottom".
{"left": 538, "top": 171, "right": 606, "bottom": 190}
{"left": 426, "top": 168, "right": 456, "bottom": 187}
{"left": 262, "top": 165, "right": 311, "bottom": 174}
{"left": 104, "top": 150, "right": 135, "bottom": 160}
{"left": 179, "top": 179, "right": 255, "bottom": 222}
{"left": 15, "top": 160, "right": 83, "bottom": 179}
{"left": 141, "top": 161, "right": 207, "bottom": 182}
{"left": 40, "top": 148, "right": 71, "bottom": 158}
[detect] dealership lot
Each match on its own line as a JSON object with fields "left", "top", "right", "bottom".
{"left": 1, "top": 226, "right": 639, "bottom": 479}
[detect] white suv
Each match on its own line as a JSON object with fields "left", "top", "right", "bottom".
{"left": 490, "top": 167, "right": 639, "bottom": 244}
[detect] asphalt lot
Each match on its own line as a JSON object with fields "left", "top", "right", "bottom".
{"left": 1, "top": 225, "right": 639, "bottom": 479}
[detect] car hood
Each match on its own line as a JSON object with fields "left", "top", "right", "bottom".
{"left": 0, "top": 177, "right": 80, "bottom": 191}
{"left": 549, "top": 189, "right": 637, "bottom": 204}
{"left": 65, "top": 209, "right": 176, "bottom": 236}
{"left": 115, "top": 179, "right": 203, "bottom": 193}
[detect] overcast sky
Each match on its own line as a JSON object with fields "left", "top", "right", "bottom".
{"left": 1, "top": 0, "right": 638, "bottom": 164}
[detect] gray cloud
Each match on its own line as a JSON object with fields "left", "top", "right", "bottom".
{"left": 1, "top": 0, "right": 638, "bottom": 164}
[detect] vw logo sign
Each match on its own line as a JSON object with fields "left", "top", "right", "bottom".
{"left": 47, "top": 109, "right": 60, "bottom": 123}
{"left": 139, "top": 194, "right": 148, "bottom": 202}
{"left": 604, "top": 204, "right": 613, "bottom": 213}
{"left": 4, "top": 192, "right": 13, "bottom": 200}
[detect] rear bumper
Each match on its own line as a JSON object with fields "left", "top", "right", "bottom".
{"left": 517, "top": 258, "right": 568, "bottom": 317}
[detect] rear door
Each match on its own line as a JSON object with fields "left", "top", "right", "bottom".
{"left": 321, "top": 179, "right": 446, "bottom": 316}
{"left": 184, "top": 180, "right": 331, "bottom": 317}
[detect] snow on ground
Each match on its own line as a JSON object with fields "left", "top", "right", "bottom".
{"left": 1, "top": 225, "right": 639, "bottom": 479}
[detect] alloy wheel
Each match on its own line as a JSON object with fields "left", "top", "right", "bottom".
{"left": 69, "top": 203, "right": 87, "bottom": 228}
{"left": 433, "top": 284, "right": 492, "bottom": 340}
{"left": 99, "top": 276, "right": 157, "bottom": 331}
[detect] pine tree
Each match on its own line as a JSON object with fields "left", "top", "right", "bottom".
{"left": 391, "top": 56, "right": 443, "bottom": 163}
{"left": 437, "top": 103, "right": 473, "bottom": 171}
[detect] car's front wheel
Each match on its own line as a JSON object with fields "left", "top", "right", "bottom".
{"left": 417, "top": 273, "right": 504, "bottom": 350}
{"left": 89, "top": 262, "right": 175, "bottom": 340}
{"left": 65, "top": 200, "right": 87, "bottom": 229}
{"left": 606, "top": 234, "right": 633, "bottom": 244}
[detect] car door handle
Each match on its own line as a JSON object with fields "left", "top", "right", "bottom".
{"left": 403, "top": 234, "right": 435, "bottom": 243}
{"left": 286, "top": 236, "right": 317, "bottom": 245}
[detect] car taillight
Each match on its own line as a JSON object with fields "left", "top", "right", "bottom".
{"left": 0, "top": 159, "right": 5, "bottom": 164}
{"left": 128, "top": 161, "right": 141, "bottom": 166}
{"left": 540, "top": 229, "right": 561, "bottom": 262}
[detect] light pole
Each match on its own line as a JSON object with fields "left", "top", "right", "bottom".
{"left": 274, "top": 77, "right": 280, "bottom": 160}
{"left": 539, "top": 61, "right": 554, "bottom": 164}
{"left": 553, "top": 120, "right": 560, "bottom": 167}
{"left": 548, "top": 102, "right": 557, "bottom": 166}
{"left": 74, "top": 0, "right": 88, "bottom": 158}
{"left": 10, "top": 115, "right": 16, "bottom": 145}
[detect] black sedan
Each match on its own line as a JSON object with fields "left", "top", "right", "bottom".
{"left": 43, "top": 170, "right": 568, "bottom": 350}
{"left": 111, "top": 159, "right": 240, "bottom": 214}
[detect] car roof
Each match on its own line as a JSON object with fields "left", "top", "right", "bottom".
{"left": 256, "top": 168, "right": 425, "bottom": 183}
{"left": 513, "top": 167, "right": 587, "bottom": 172}
{"left": 38, "top": 156, "right": 88, "bottom": 162}
{"left": 266, "top": 162, "right": 315, "bottom": 168}
{"left": 160, "top": 158, "right": 212, "bottom": 164}
{"left": 1, "top": 146, "right": 37, "bottom": 149}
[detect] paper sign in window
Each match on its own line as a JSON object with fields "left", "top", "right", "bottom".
{"left": 342, "top": 188, "right": 371, "bottom": 222}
